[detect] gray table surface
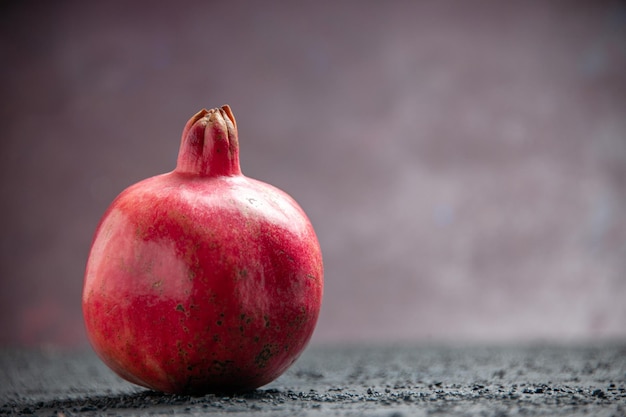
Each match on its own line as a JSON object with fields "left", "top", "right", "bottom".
{"left": 1, "top": 342, "right": 625, "bottom": 416}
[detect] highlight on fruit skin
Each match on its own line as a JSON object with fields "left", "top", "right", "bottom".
{"left": 82, "top": 104, "right": 324, "bottom": 394}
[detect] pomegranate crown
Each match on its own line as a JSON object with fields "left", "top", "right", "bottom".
{"left": 175, "top": 105, "right": 241, "bottom": 177}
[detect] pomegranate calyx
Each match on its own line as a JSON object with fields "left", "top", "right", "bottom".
{"left": 175, "top": 105, "right": 241, "bottom": 177}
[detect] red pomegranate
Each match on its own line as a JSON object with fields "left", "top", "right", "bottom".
{"left": 82, "top": 105, "right": 323, "bottom": 394}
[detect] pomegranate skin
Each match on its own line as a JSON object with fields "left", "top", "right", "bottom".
{"left": 82, "top": 106, "right": 323, "bottom": 394}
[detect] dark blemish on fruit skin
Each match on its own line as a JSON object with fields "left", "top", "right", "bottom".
{"left": 239, "top": 313, "right": 253, "bottom": 322}
{"left": 176, "top": 304, "right": 185, "bottom": 312}
{"left": 288, "top": 307, "right": 308, "bottom": 330}
{"left": 255, "top": 344, "right": 276, "bottom": 369}
{"left": 210, "top": 360, "right": 235, "bottom": 376}
{"left": 187, "top": 269, "right": 197, "bottom": 281}
{"left": 176, "top": 340, "right": 188, "bottom": 358}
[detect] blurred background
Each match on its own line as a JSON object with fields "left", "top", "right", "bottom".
{"left": 1, "top": 1, "right": 625, "bottom": 348}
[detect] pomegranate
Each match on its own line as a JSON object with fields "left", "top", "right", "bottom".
{"left": 82, "top": 105, "right": 323, "bottom": 394}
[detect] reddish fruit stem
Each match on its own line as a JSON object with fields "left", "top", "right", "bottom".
{"left": 175, "top": 105, "right": 241, "bottom": 177}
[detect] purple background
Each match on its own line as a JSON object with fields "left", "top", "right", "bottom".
{"left": 1, "top": 1, "right": 625, "bottom": 348}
